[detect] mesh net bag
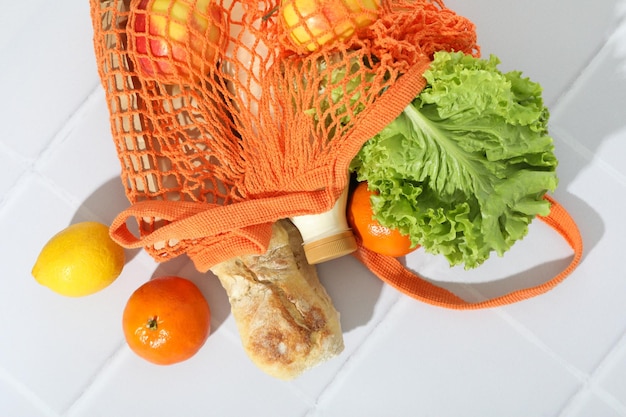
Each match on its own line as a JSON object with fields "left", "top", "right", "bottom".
{"left": 90, "top": 0, "right": 586, "bottom": 309}
{"left": 90, "top": 0, "right": 478, "bottom": 271}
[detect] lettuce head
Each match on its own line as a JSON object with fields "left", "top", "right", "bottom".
{"left": 350, "top": 51, "right": 558, "bottom": 269}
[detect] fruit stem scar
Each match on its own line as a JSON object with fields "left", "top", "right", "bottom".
{"left": 147, "top": 316, "right": 159, "bottom": 330}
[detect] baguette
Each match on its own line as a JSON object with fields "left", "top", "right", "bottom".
{"left": 210, "top": 220, "right": 344, "bottom": 379}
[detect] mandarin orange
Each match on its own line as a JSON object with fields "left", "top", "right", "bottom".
{"left": 347, "top": 181, "right": 418, "bottom": 257}
{"left": 122, "top": 276, "right": 211, "bottom": 365}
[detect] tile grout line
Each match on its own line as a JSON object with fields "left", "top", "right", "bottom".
{"left": 28, "top": 168, "right": 121, "bottom": 227}
{"left": 0, "top": 365, "right": 61, "bottom": 417}
{"left": 6, "top": 9, "right": 624, "bottom": 416}
{"left": 60, "top": 281, "right": 244, "bottom": 415}
{"left": 541, "top": 21, "right": 626, "bottom": 415}
{"left": 548, "top": 49, "right": 600, "bottom": 114}
{"left": 550, "top": 5, "right": 626, "bottom": 116}
{"left": 557, "top": 329, "right": 626, "bottom": 417}
{"left": 489, "top": 17, "right": 626, "bottom": 416}
{"left": 479, "top": 288, "right": 626, "bottom": 417}
{"left": 593, "top": 390, "right": 626, "bottom": 417}
{"left": 551, "top": 125, "right": 626, "bottom": 189}
{"left": 495, "top": 308, "right": 590, "bottom": 382}
{"left": 0, "top": 137, "right": 32, "bottom": 167}
{"left": 457, "top": 284, "right": 592, "bottom": 383}
{"left": 31, "top": 85, "right": 107, "bottom": 174}
{"left": 0, "top": 83, "right": 105, "bottom": 217}
{"left": 303, "top": 292, "right": 404, "bottom": 416}
{"left": 60, "top": 340, "right": 130, "bottom": 417}
{"left": 1, "top": 82, "right": 146, "bottom": 417}
{"left": 549, "top": 14, "right": 626, "bottom": 165}
{"left": 59, "top": 265, "right": 242, "bottom": 416}
{"left": 488, "top": 306, "right": 626, "bottom": 416}
{"left": 0, "top": 141, "right": 31, "bottom": 208}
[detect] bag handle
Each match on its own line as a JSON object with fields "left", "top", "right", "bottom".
{"left": 354, "top": 195, "right": 583, "bottom": 309}
{"left": 109, "top": 188, "right": 344, "bottom": 271}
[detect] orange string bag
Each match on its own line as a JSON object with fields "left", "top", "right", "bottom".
{"left": 90, "top": 0, "right": 582, "bottom": 309}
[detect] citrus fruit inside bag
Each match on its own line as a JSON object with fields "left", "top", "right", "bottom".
{"left": 91, "top": 0, "right": 583, "bottom": 308}
{"left": 90, "top": 0, "right": 478, "bottom": 268}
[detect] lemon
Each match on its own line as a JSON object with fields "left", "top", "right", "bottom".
{"left": 32, "top": 221, "right": 126, "bottom": 297}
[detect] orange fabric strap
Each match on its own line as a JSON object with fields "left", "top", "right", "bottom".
{"left": 354, "top": 195, "right": 583, "bottom": 309}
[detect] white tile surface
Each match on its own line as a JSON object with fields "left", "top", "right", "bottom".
{"left": 64, "top": 338, "right": 313, "bottom": 417}
{"left": 34, "top": 89, "right": 129, "bottom": 224}
{"left": 313, "top": 298, "right": 582, "bottom": 417}
{"left": 550, "top": 22, "right": 626, "bottom": 182}
{"left": 0, "top": 147, "right": 28, "bottom": 205}
{"left": 2, "top": 1, "right": 626, "bottom": 416}
{"left": 0, "top": 372, "right": 56, "bottom": 417}
{"left": 0, "top": 0, "right": 100, "bottom": 159}
{"left": 596, "top": 336, "right": 626, "bottom": 413}
{"left": 566, "top": 392, "right": 626, "bottom": 417}
{"left": 445, "top": 0, "right": 625, "bottom": 106}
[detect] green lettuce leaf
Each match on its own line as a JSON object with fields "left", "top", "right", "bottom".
{"left": 350, "top": 51, "right": 558, "bottom": 269}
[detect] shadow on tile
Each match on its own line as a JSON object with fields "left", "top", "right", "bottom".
{"left": 555, "top": 191, "right": 605, "bottom": 264}
{"left": 424, "top": 208, "right": 598, "bottom": 305}
{"left": 67, "top": 177, "right": 377, "bottom": 334}
{"left": 413, "top": 193, "right": 603, "bottom": 305}
{"left": 560, "top": 29, "right": 626, "bottom": 158}
{"left": 71, "top": 177, "right": 141, "bottom": 264}
{"left": 551, "top": 22, "right": 626, "bottom": 235}
{"left": 149, "top": 259, "right": 231, "bottom": 334}
{"left": 426, "top": 257, "right": 577, "bottom": 304}
{"left": 317, "top": 255, "right": 384, "bottom": 332}
{"left": 145, "top": 254, "right": 382, "bottom": 334}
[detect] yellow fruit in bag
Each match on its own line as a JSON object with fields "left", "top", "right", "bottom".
{"left": 32, "top": 221, "right": 125, "bottom": 297}
{"left": 281, "top": 0, "right": 380, "bottom": 51}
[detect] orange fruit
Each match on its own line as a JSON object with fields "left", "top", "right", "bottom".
{"left": 122, "top": 276, "right": 211, "bottom": 365}
{"left": 347, "top": 181, "right": 417, "bottom": 257}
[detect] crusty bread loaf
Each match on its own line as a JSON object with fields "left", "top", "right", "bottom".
{"left": 210, "top": 219, "right": 344, "bottom": 379}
